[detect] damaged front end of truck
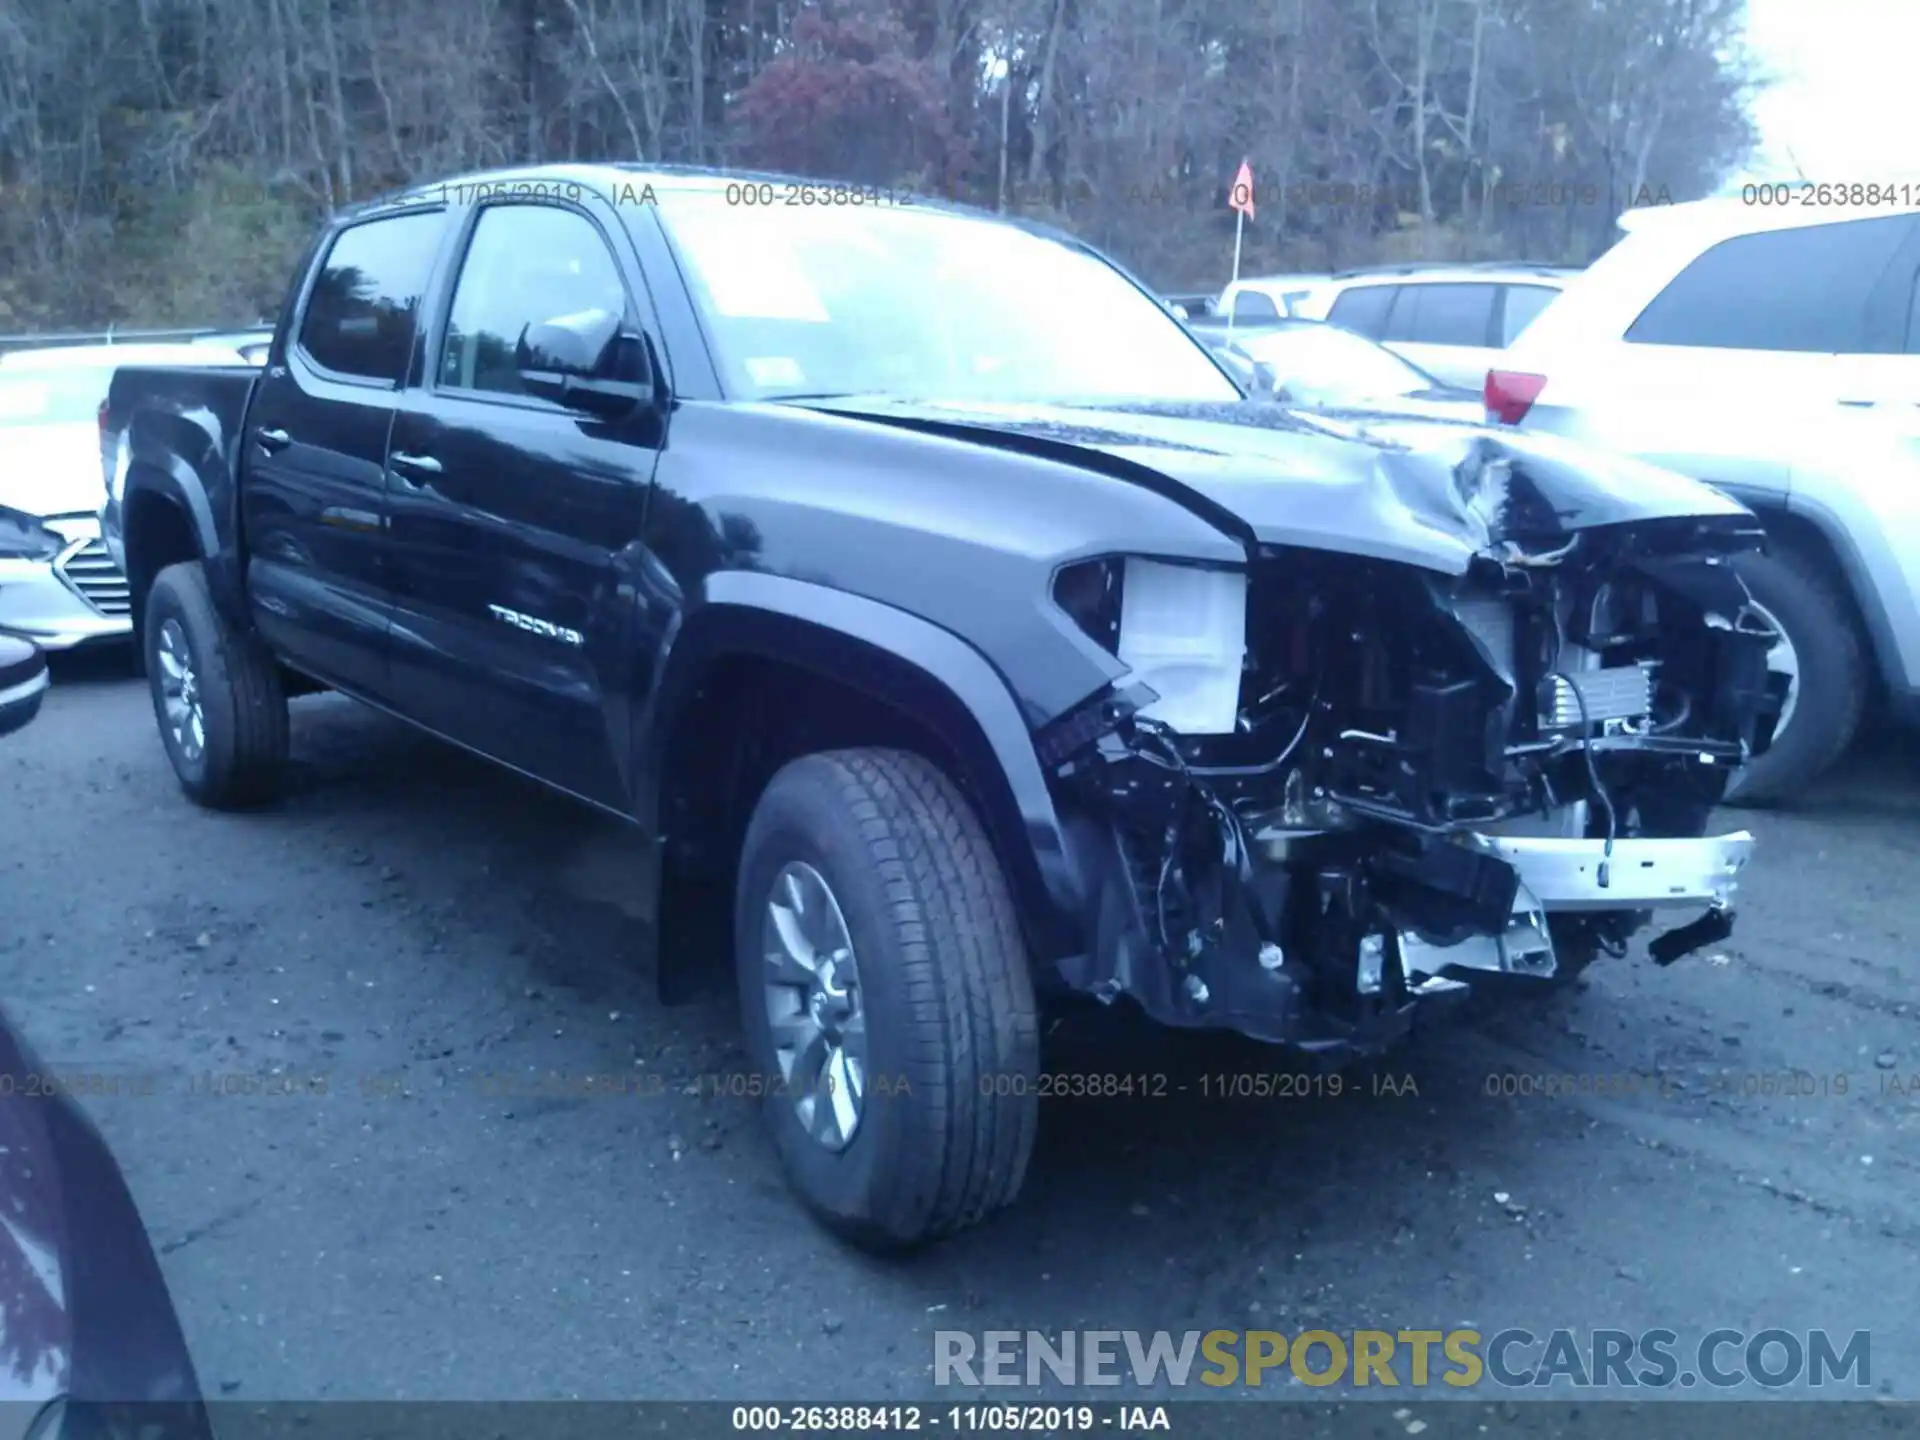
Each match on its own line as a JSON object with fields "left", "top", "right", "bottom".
{"left": 1035, "top": 428, "right": 1775, "bottom": 1057}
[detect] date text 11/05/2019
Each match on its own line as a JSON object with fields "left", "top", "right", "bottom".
{"left": 419, "top": 179, "right": 923, "bottom": 210}
{"left": 731, "top": 1405, "right": 1169, "bottom": 1432}
{"left": 12, "top": 1066, "right": 1920, "bottom": 1104}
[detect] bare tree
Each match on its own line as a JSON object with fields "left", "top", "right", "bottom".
{"left": 0, "top": 0, "right": 1757, "bottom": 325}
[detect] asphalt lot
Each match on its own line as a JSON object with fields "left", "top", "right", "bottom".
{"left": 5, "top": 648, "right": 1919, "bottom": 1405}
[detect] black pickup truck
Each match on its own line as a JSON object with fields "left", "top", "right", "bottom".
{"left": 104, "top": 164, "right": 1774, "bottom": 1249}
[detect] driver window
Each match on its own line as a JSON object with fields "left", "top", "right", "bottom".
{"left": 439, "top": 204, "right": 631, "bottom": 398}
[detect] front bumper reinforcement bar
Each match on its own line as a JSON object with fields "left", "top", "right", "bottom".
{"left": 1400, "top": 830, "right": 1754, "bottom": 983}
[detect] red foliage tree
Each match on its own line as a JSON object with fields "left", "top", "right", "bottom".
{"left": 729, "top": 2, "right": 969, "bottom": 192}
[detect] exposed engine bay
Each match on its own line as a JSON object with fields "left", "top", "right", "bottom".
{"left": 1037, "top": 495, "right": 1778, "bottom": 1055}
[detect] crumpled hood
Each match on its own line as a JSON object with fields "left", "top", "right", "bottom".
{"left": 1308, "top": 389, "right": 1487, "bottom": 426}
{"left": 804, "top": 396, "right": 1752, "bottom": 574}
{"left": 0, "top": 424, "right": 103, "bottom": 520}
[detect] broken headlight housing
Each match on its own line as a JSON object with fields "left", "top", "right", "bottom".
{"left": 1053, "top": 556, "right": 1248, "bottom": 735}
{"left": 0, "top": 506, "right": 62, "bottom": 562}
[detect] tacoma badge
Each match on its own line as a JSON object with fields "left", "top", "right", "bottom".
{"left": 486, "top": 603, "right": 583, "bottom": 646}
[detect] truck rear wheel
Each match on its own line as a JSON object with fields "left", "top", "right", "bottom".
{"left": 144, "top": 561, "right": 289, "bottom": 808}
{"left": 734, "top": 748, "right": 1040, "bottom": 1250}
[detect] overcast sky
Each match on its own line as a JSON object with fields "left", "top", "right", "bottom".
{"left": 1738, "top": 0, "right": 1918, "bottom": 182}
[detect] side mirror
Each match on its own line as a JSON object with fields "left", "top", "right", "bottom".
{"left": 0, "top": 637, "right": 49, "bottom": 740}
{"left": 516, "top": 308, "right": 654, "bottom": 418}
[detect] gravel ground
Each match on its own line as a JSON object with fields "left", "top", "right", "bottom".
{"left": 4, "top": 649, "right": 1918, "bottom": 1405}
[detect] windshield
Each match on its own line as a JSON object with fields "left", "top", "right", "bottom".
{"left": 654, "top": 192, "right": 1239, "bottom": 405}
{"left": 1231, "top": 323, "right": 1433, "bottom": 400}
{"left": 0, "top": 367, "right": 111, "bottom": 427}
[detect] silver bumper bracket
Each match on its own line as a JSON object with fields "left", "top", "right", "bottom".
{"left": 1466, "top": 830, "right": 1754, "bottom": 913}
{"left": 1397, "top": 830, "right": 1754, "bottom": 985}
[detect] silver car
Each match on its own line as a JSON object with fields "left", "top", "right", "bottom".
{"left": 0, "top": 342, "right": 249, "bottom": 649}
{"left": 1291, "top": 263, "right": 1576, "bottom": 389}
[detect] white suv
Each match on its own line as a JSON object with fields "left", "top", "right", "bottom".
{"left": 1290, "top": 263, "right": 1575, "bottom": 388}
{"left": 1491, "top": 198, "right": 1920, "bottom": 422}
{"left": 1487, "top": 197, "right": 1920, "bottom": 804}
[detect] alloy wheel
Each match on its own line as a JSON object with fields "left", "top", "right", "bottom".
{"left": 155, "top": 618, "right": 205, "bottom": 764}
{"left": 761, "top": 860, "right": 868, "bottom": 1151}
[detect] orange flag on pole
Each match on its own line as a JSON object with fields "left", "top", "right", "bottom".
{"left": 1228, "top": 160, "right": 1255, "bottom": 219}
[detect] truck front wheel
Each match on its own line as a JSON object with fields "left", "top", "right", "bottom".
{"left": 144, "top": 561, "right": 289, "bottom": 808}
{"left": 734, "top": 748, "right": 1040, "bottom": 1250}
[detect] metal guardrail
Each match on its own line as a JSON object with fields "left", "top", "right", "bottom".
{"left": 0, "top": 324, "right": 271, "bottom": 354}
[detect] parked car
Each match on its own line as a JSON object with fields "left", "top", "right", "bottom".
{"left": 1290, "top": 262, "right": 1575, "bottom": 388}
{"left": 1496, "top": 196, "right": 1920, "bottom": 417}
{"left": 1489, "top": 197, "right": 1920, "bottom": 802}
{"left": 1162, "top": 293, "right": 1220, "bottom": 321}
{"left": 106, "top": 164, "right": 1771, "bottom": 1249}
{"left": 0, "top": 343, "right": 247, "bottom": 650}
{"left": 1209, "top": 318, "right": 1484, "bottom": 423}
{"left": 0, "top": 635, "right": 49, "bottom": 739}
{"left": 1217, "top": 273, "right": 1331, "bottom": 324}
{"left": 193, "top": 329, "right": 273, "bottom": 365}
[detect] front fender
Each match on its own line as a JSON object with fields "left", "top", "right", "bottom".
{"left": 636, "top": 571, "right": 1087, "bottom": 963}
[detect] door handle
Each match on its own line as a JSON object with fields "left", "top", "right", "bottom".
{"left": 255, "top": 426, "right": 292, "bottom": 453}
{"left": 389, "top": 451, "right": 442, "bottom": 475}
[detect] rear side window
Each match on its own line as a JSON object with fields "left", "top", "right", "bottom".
{"left": 1626, "top": 214, "right": 1917, "bottom": 353}
{"left": 297, "top": 211, "right": 445, "bottom": 382}
{"left": 1384, "top": 283, "right": 1497, "bottom": 345}
{"left": 1499, "top": 284, "right": 1559, "bottom": 344}
{"left": 1326, "top": 284, "right": 1396, "bottom": 336}
{"left": 1232, "top": 289, "right": 1282, "bottom": 322}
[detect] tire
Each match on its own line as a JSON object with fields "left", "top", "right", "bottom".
{"left": 734, "top": 748, "right": 1040, "bottom": 1251}
{"left": 144, "top": 560, "right": 289, "bottom": 808}
{"left": 1723, "top": 546, "right": 1867, "bottom": 807}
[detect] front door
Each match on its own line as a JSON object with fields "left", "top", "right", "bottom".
{"left": 243, "top": 206, "right": 448, "bottom": 701}
{"left": 384, "top": 197, "right": 667, "bottom": 809}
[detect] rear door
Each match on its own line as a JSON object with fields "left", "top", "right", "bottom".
{"left": 1614, "top": 213, "right": 1920, "bottom": 413}
{"left": 1827, "top": 215, "right": 1920, "bottom": 424}
{"left": 1320, "top": 283, "right": 1397, "bottom": 334}
{"left": 383, "top": 195, "right": 667, "bottom": 808}
{"left": 244, "top": 206, "right": 448, "bottom": 699}
{"left": 1378, "top": 281, "right": 1501, "bottom": 387}
{"left": 1497, "top": 283, "right": 1560, "bottom": 346}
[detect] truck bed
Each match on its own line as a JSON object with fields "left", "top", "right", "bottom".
{"left": 101, "top": 363, "right": 262, "bottom": 622}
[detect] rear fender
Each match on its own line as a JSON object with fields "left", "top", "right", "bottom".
{"left": 122, "top": 432, "right": 243, "bottom": 630}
